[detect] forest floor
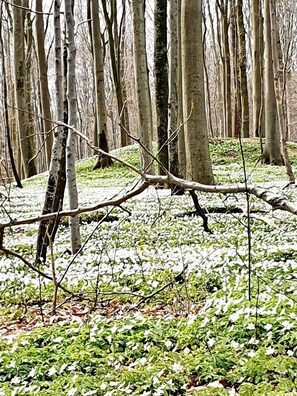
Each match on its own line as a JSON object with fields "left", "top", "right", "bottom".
{"left": 1, "top": 139, "right": 297, "bottom": 395}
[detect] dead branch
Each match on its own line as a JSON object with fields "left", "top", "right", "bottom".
{"left": 0, "top": 181, "right": 148, "bottom": 230}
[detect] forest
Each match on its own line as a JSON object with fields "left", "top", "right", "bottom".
{"left": 1, "top": 0, "right": 297, "bottom": 395}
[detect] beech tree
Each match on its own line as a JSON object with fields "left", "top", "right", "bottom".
{"left": 237, "top": 0, "right": 249, "bottom": 138}
{"left": 101, "top": 0, "right": 128, "bottom": 147}
{"left": 154, "top": 0, "right": 169, "bottom": 174}
{"left": 263, "top": 0, "right": 282, "bottom": 164}
{"left": 216, "top": 0, "right": 232, "bottom": 138}
{"left": 36, "top": 0, "right": 67, "bottom": 262}
{"left": 168, "top": 0, "right": 179, "bottom": 178}
{"left": 35, "top": 1, "right": 54, "bottom": 167}
{"left": 181, "top": 0, "right": 214, "bottom": 183}
{"left": 131, "top": 0, "right": 153, "bottom": 172}
{"left": 89, "top": 0, "right": 112, "bottom": 169}
{"left": 252, "top": 0, "right": 265, "bottom": 138}
{"left": 65, "top": 0, "right": 81, "bottom": 253}
{"left": 13, "top": 0, "right": 37, "bottom": 178}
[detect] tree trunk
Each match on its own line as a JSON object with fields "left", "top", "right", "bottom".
{"left": 237, "top": 0, "right": 250, "bottom": 138}
{"left": 177, "top": 0, "right": 186, "bottom": 178}
{"left": 131, "top": 0, "right": 153, "bottom": 172}
{"left": 36, "top": 0, "right": 67, "bottom": 262}
{"left": 89, "top": 0, "right": 112, "bottom": 169}
{"left": 217, "top": 1, "right": 232, "bottom": 138}
{"left": 154, "top": 0, "right": 169, "bottom": 175}
{"left": 13, "top": 0, "right": 37, "bottom": 178}
{"left": 35, "top": 1, "right": 54, "bottom": 168}
{"left": 270, "top": 0, "right": 294, "bottom": 181}
{"left": 230, "top": 0, "right": 241, "bottom": 138}
{"left": 181, "top": 0, "right": 214, "bottom": 184}
{"left": 101, "top": 0, "right": 128, "bottom": 147}
{"left": 65, "top": 0, "right": 81, "bottom": 253}
{"left": 168, "top": 0, "right": 179, "bottom": 177}
{"left": 263, "top": 0, "right": 282, "bottom": 165}
{"left": 252, "top": 0, "right": 265, "bottom": 138}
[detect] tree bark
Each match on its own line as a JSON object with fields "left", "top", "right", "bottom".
{"left": 154, "top": 0, "right": 169, "bottom": 175}
{"left": 131, "top": 0, "right": 153, "bottom": 173}
{"left": 36, "top": 0, "right": 67, "bottom": 262}
{"left": 101, "top": 0, "right": 128, "bottom": 147}
{"left": 35, "top": 1, "right": 54, "bottom": 168}
{"left": 89, "top": 0, "right": 112, "bottom": 169}
{"left": 229, "top": 0, "right": 241, "bottom": 138}
{"left": 168, "top": 0, "right": 179, "bottom": 177}
{"left": 13, "top": 0, "right": 37, "bottom": 178}
{"left": 177, "top": 0, "right": 186, "bottom": 178}
{"left": 65, "top": 0, "right": 81, "bottom": 253}
{"left": 263, "top": 0, "right": 282, "bottom": 165}
{"left": 252, "top": 0, "right": 265, "bottom": 138}
{"left": 0, "top": 6, "right": 22, "bottom": 188}
{"left": 181, "top": 0, "right": 214, "bottom": 184}
{"left": 270, "top": 0, "right": 294, "bottom": 182}
{"left": 237, "top": 0, "right": 250, "bottom": 138}
{"left": 217, "top": 0, "right": 232, "bottom": 138}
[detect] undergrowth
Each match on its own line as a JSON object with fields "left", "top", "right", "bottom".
{"left": 1, "top": 139, "right": 297, "bottom": 395}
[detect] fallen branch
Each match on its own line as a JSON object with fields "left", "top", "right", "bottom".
{"left": 0, "top": 181, "right": 148, "bottom": 230}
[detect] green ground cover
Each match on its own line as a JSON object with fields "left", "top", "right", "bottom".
{"left": 1, "top": 139, "right": 297, "bottom": 395}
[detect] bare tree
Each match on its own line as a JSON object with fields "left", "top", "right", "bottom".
{"left": 252, "top": 0, "right": 264, "bottom": 138}
{"left": 181, "top": 0, "right": 214, "bottom": 183}
{"left": 35, "top": 1, "right": 54, "bottom": 167}
{"left": 36, "top": 0, "right": 67, "bottom": 262}
{"left": 131, "top": 0, "right": 153, "bottom": 172}
{"left": 89, "top": 0, "right": 112, "bottom": 169}
{"left": 65, "top": 0, "right": 81, "bottom": 253}
{"left": 263, "top": 0, "right": 282, "bottom": 164}
{"left": 216, "top": 0, "right": 232, "bottom": 138}
{"left": 237, "top": 0, "right": 249, "bottom": 138}
{"left": 154, "top": 0, "right": 169, "bottom": 174}
{"left": 13, "top": 0, "right": 37, "bottom": 177}
{"left": 270, "top": 0, "right": 294, "bottom": 181}
{"left": 101, "top": 0, "right": 129, "bottom": 147}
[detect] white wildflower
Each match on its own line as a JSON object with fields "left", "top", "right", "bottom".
{"left": 247, "top": 323, "right": 255, "bottom": 330}
{"left": 139, "top": 357, "right": 147, "bottom": 365}
{"left": 10, "top": 344, "right": 18, "bottom": 353}
{"left": 60, "top": 363, "right": 68, "bottom": 373}
{"left": 28, "top": 368, "right": 36, "bottom": 378}
{"left": 165, "top": 340, "right": 173, "bottom": 348}
{"left": 100, "top": 383, "right": 107, "bottom": 390}
{"left": 8, "top": 360, "right": 16, "bottom": 368}
{"left": 231, "top": 340, "right": 239, "bottom": 349}
{"left": 10, "top": 376, "right": 21, "bottom": 385}
{"left": 82, "top": 391, "right": 97, "bottom": 396}
{"left": 247, "top": 350, "right": 256, "bottom": 358}
{"left": 139, "top": 391, "right": 151, "bottom": 396}
{"left": 200, "top": 317, "right": 209, "bottom": 328}
{"left": 207, "top": 338, "right": 215, "bottom": 347}
{"left": 265, "top": 348, "right": 274, "bottom": 355}
{"left": 111, "top": 325, "right": 117, "bottom": 334}
{"left": 282, "top": 320, "right": 294, "bottom": 331}
{"left": 287, "top": 350, "right": 294, "bottom": 357}
{"left": 53, "top": 336, "right": 63, "bottom": 343}
{"left": 48, "top": 366, "right": 57, "bottom": 376}
{"left": 264, "top": 323, "right": 272, "bottom": 331}
{"left": 67, "top": 388, "right": 77, "bottom": 396}
{"left": 171, "top": 362, "right": 183, "bottom": 373}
